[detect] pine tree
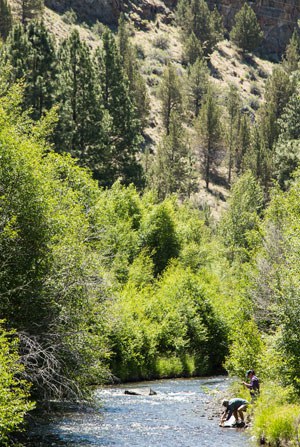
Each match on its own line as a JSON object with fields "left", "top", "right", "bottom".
{"left": 196, "top": 85, "right": 223, "bottom": 189}
{"left": 225, "top": 84, "right": 241, "bottom": 185}
{"left": 55, "top": 29, "right": 109, "bottom": 181}
{"left": 3, "top": 23, "right": 29, "bottom": 79}
{"left": 5, "top": 21, "right": 57, "bottom": 120}
{"left": 159, "top": 63, "right": 183, "bottom": 135}
{"left": 117, "top": 13, "right": 130, "bottom": 62}
{"left": 247, "top": 124, "right": 267, "bottom": 182}
{"left": 182, "top": 31, "right": 204, "bottom": 66}
{"left": 235, "top": 113, "right": 251, "bottom": 175}
{"left": 21, "top": 0, "right": 44, "bottom": 24}
{"left": 187, "top": 57, "right": 209, "bottom": 117}
{"left": 95, "top": 29, "right": 143, "bottom": 187}
{"left": 259, "top": 66, "right": 294, "bottom": 152}
{"left": 211, "top": 6, "right": 225, "bottom": 41}
{"left": 230, "top": 3, "right": 263, "bottom": 53}
{"left": 189, "top": 0, "right": 211, "bottom": 45}
{"left": 151, "top": 112, "right": 196, "bottom": 199}
{"left": 247, "top": 66, "right": 293, "bottom": 193}
{"left": 0, "top": 0, "right": 12, "bottom": 40}
{"left": 283, "top": 29, "right": 300, "bottom": 73}
{"left": 177, "top": 0, "right": 222, "bottom": 56}
{"left": 117, "top": 15, "right": 150, "bottom": 129}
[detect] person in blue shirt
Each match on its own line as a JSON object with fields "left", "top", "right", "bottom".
{"left": 243, "top": 369, "right": 260, "bottom": 399}
{"left": 219, "top": 398, "right": 248, "bottom": 427}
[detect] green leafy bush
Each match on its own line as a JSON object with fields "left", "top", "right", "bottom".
{"left": 252, "top": 384, "right": 300, "bottom": 446}
{"left": 0, "top": 323, "right": 35, "bottom": 442}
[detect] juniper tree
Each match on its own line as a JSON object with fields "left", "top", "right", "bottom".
{"left": 95, "top": 29, "right": 143, "bottom": 187}
{"left": 0, "top": 0, "right": 12, "bottom": 40}
{"left": 230, "top": 3, "right": 263, "bottom": 53}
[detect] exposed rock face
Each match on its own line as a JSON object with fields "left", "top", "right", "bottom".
{"left": 209, "top": 0, "right": 300, "bottom": 57}
{"left": 45, "top": 0, "right": 299, "bottom": 55}
{"left": 45, "top": 0, "right": 123, "bottom": 24}
{"left": 44, "top": 0, "right": 172, "bottom": 25}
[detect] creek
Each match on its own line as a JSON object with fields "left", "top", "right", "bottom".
{"left": 28, "top": 377, "right": 252, "bottom": 446}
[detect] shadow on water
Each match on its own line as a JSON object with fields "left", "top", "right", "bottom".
{"left": 26, "top": 377, "right": 251, "bottom": 447}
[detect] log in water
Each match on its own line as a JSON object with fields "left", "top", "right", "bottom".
{"left": 28, "top": 377, "right": 251, "bottom": 446}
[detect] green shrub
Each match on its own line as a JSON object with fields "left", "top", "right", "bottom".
{"left": 224, "top": 319, "right": 264, "bottom": 378}
{"left": 250, "top": 82, "right": 261, "bottom": 96}
{"left": 153, "top": 35, "right": 169, "bottom": 50}
{"left": 61, "top": 9, "right": 77, "bottom": 25}
{"left": 253, "top": 402, "right": 300, "bottom": 446}
{"left": 155, "top": 356, "right": 185, "bottom": 377}
{"left": 0, "top": 323, "right": 35, "bottom": 442}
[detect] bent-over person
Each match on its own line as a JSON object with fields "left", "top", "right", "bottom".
{"left": 219, "top": 398, "right": 248, "bottom": 427}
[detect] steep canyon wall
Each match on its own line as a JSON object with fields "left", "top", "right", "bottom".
{"left": 44, "top": 0, "right": 300, "bottom": 55}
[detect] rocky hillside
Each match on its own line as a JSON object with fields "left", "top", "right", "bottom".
{"left": 43, "top": 0, "right": 299, "bottom": 56}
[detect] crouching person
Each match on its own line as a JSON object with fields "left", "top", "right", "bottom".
{"left": 219, "top": 398, "right": 248, "bottom": 427}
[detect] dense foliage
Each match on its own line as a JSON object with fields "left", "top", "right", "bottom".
{"left": 1, "top": 2, "right": 300, "bottom": 446}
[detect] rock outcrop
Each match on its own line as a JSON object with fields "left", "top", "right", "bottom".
{"left": 45, "top": 0, "right": 123, "bottom": 24}
{"left": 44, "top": 0, "right": 299, "bottom": 55}
{"left": 208, "top": 0, "right": 300, "bottom": 57}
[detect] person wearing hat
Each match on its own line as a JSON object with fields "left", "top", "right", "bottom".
{"left": 243, "top": 369, "right": 260, "bottom": 399}
{"left": 219, "top": 398, "right": 248, "bottom": 427}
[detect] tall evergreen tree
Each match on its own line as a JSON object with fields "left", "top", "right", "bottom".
{"left": 220, "top": 171, "right": 263, "bottom": 262}
{"left": 248, "top": 66, "right": 295, "bottom": 192}
{"left": 230, "top": 3, "right": 263, "bottom": 53}
{"left": 159, "top": 63, "right": 183, "bottom": 135}
{"left": 3, "top": 23, "right": 30, "bottom": 79}
{"left": 225, "top": 84, "right": 241, "bottom": 185}
{"left": 274, "top": 90, "right": 300, "bottom": 187}
{"left": 246, "top": 124, "right": 269, "bottom": 184}
{"left": 196, "top": 85, "right": 223, "bottom": 189}
{"left": 5, "top": 21, "right": 57, "bottom": 120}
{"left": 21, "top": 0, "right": 44, "bottom": 24}
{"left": 0, "top": 0, "right": 12, "bottom": 40}
{"left": 95, "top": 29, "right": 143, "bottom": 187}
{"left": 187, "top": 57, "right": 209, "bottom": 117}
{"left": 151, "top": 111, "right": 196, "bottom": 199}
{"left": 182, "top": 31, "right": 204, "bottom": 66}
{"left": 117, "top": 15, "right": 150, "bottom": 129}
{"left": 177, "top": 0, "right": 223, "bottom": 56}
{"left": 235, "top": 113, "right": 251, "bottom": 175}
{"left": 55, "top": 29, "right": 110, "bottom": 181}
{"left": 283, "top": 29, "right": 300, "bottom": 74}
{"left": 258, "top": 66, "right": 294, "bottom": 161}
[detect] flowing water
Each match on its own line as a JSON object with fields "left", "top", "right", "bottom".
{"left": 28, "top": 377, "right": 252, "bottom": 446}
